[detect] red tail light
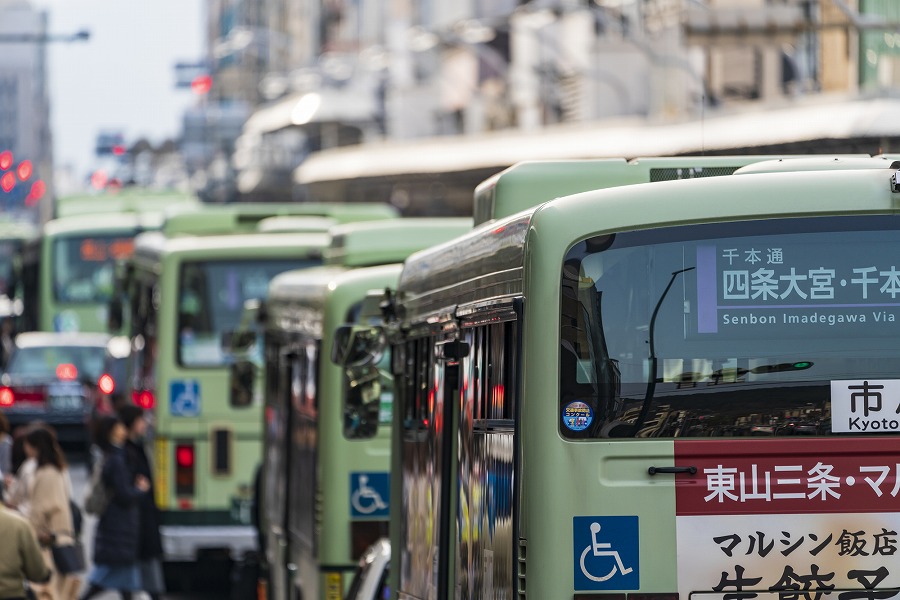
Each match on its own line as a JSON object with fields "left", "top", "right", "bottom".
{"left": 9, "top": 387, "right": 46, "bottom": 403}
{"left": 132, "top": 389, "right": 155, "bottom": 409}
{"left": 175, "top": 442, "right": 195, "bottom": 497}
{"left": 56, "top": 363, "right": 78, "bottom": 380}
{"left": 0, "top": 387, "right": 13, "bottom": 406}
{"left": 98, "top": 374, "right": 115, "bottom": 395}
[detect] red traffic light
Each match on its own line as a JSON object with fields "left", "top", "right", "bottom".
{"left": 0, "top": 151, "right": 12, "bottom": 171}
{"left": 191, "top": 74, "right": 212, "bottom": 95}
{"left": 16, "top": 160, "right": 31, "bottom": 181}
{"left": 0, "top": 172, "right": 14, "bottom": 193}
{"left": 112, "top": 145, "right": 126, "bottom": 156}
{"left": 25, "top": 180, "right": 45, "bottom": 206}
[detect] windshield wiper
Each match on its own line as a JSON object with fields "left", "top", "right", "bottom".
{"left": 629, "top": 267, "right": 695, "bottom": 437}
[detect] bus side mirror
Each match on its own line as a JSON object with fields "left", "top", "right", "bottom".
{"left": 229, "top": 359, "right": 255, "bottom": 408}
{"left": 108, "top": 297, "right": 123, "bottom": 333}
{"left": 331, "top": 325, "right": 385, "bottom": 368}
{"left": 222, "top": 330, "right": 255, "bottom": 354}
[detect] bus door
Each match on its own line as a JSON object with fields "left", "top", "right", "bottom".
{"left": 396, "top": 331, "right": 459, "bottom": 600}
{"left": 455, "top": 310, "right": 518, "bottom": 600}
{"left": 263, "top": 338, "right": 295, "bottom": 600}
{"left": 287, "top": 339, "right": 319, "bottom": 599}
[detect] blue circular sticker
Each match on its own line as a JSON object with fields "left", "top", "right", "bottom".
{"left": 563, "top": 401, "right": 593, "bottom": 431}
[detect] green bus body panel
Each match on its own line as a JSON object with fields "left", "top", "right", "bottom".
{"left": 161, "top": 202, "right": 398, "bottom": 237}
{"left": 38, "top": 213, "right": 166, "bottom": 333}
{"left": 324, "top": 218, "right": 472, "bottom": 267}
{"left": 395, "top": 164, "right": 900, "bottom": 596}
{"left": 472, "top": 155, "right": 869, "bottom": 227}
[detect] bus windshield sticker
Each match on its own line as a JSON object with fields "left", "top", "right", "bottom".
{"left": 674, "top": 438, "right": 900, "bottom": 594}
{"left": 694, "top": 236, "right": 900, "bottom": 338}
{"left": 831, "top": 380, "right": 900, "bottom": 433}
{"left": 563, "top": 401, "right": 593, "bottom": 432}
{"left": 573, "top": 516, "right": 639, "bottom": 590}
{"left": 170, "top": 379, "right": 201, "bottom": 417}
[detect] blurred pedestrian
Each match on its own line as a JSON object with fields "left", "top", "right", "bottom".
{"left": 118, "top": 405, "right": 165, "bottom": 600}
{"left": 22, "top": 427, "right": 81, "bottom": 600}
{"left": 0, "top": 499, "right": 51, "bottom": 600}
{"left": 78, "top": 415, "right": 149, "bottom": 600}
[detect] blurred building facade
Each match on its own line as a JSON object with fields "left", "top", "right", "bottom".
{"left": 192, "top": 0, "right": 900, "bottom": 203}
{"left": 0, "top": 0, "right": 52, "bottom": 223}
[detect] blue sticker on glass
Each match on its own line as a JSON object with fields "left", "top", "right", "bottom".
{"left": 573, "top": 516, "right": 639, "bottom": 590}
{"left": 563, "top": 401, "right": 593, "bottom": 431}
{"left": 350, "top": 472, "right": 390, "bottom": 518}
{"left": 170, "top": 380, "right": 201, "bottom": 417}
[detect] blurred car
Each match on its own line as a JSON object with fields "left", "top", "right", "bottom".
{"left": 0, "top": 331, "right": 111, "bottom": 447}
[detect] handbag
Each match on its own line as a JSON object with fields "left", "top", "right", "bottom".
{"left": 83, "top": 455, "right": 109, "bottom": 516}
{"left": 50, "top": 538, "right": 86, "bottom": 574}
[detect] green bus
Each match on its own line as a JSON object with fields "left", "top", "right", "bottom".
{"left": 121, "top": 229, "right": 333, "bottom": 589}
{"left": 256, "top": 218, "right": 471, "bottom": 600}
{"left": 21, "top": 211, "right": 168, "bottom": 333}
{"left": 340, "top": 155, "right": 900, "bottom": 598}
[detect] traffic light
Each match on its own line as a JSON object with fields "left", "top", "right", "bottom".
{"left": 191, "top": 74, "right": 212, "bottom": 95}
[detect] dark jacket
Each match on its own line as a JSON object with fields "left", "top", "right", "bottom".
{"left": 93, "top": 445, "right": 145, "bottom": 566}
{"left": 123, "top": 438, "right": 163, "bottom": 558}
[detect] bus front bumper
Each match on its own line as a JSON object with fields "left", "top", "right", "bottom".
{"left": 160, "top": 525, "right": 257, "bottom": 562}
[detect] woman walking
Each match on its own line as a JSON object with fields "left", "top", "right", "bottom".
{"left": 0, "top": 498, "right": 50, "bottom": 600}
{"left": 118, "top": 405, "right": 165, "bottom": 600}
{"left": 79, "top": 415, "right": 149, "bottom": 600}
{"left": 22, "top": 427, "right": 81, "bottom": 600}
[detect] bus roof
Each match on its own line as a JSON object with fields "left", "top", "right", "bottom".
{"left": 42, "top": 212, "right": 164, "bottom": 237}
{"left": 55, "top": 189, "right": 199, "bottom": 219}
{"left": 256, "top": 215, "right": 338, "bottom": 233}
{"left": 472, "top": 155, "right": 869, "bottom": 226}
{"left": 0, "top": 218, "right": 37, "bottom": 241}
{"left": 132, "top": 231, "right": 329, "bottom": 269}
{"left": 267, "top": 264, "right": 403, "bottom": 337}
{"left": 161, "top": 202, "right": 398, "bottom": 237}
{"left": 399, "top": 163, "right": 900, "bottom": 323}
{"left": 732, "top": 154, "right": 900, "bottom": 175}
{"left": 324, "top": 218, "right": 473, "bottom": 267}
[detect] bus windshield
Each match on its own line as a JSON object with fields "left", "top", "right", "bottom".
{"left": 560, "top": 215, "right": 900, "bottom": 439}
{"left": 178, "top": 259, "right": 316, "bottom": 367}
{"left": 53, "top": 235, "right": 135, "bottom": 303}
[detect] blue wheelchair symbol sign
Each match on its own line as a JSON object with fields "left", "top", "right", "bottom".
{"left": 350, "top": 472, "right": 389, "bottom": 518}
{"left": 170, "top": 380, "right": 201, "bottom": 417}
{"left": 573, "top": 516, "right": 639, "bottom": 590}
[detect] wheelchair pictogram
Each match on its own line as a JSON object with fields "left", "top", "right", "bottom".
{"left": 573, "top": 515, "right": 639, "bottom": 590}
{"left": 170, "top": 380, "right": 201, "bottom": 417}
{"left": 350, "top": 473, "right": 389, "bottom": 517}
{"left": 580, "top": 522, "right": 633, "bottom": 582}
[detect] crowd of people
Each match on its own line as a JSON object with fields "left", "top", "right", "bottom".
{"left": 0, "top": 407, "right": 165, "bottom": 600}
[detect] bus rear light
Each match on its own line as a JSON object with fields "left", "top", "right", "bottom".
{"left": 132, "top": 389, "right": 155, "bottom": 409}
{"left": 0, "top": 387, "right": 13, "bottom": 406}
{"left": 98, "top": 373, "right": 115, "bottom": 395}
{"left": 175, "top": 442, "right": 195, "bottom": 497}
